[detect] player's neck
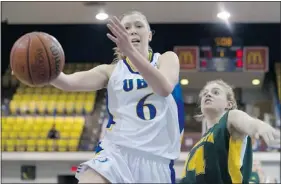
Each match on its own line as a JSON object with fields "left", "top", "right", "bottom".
{"left": 126, "top": 49, "right": 151, "bottom": 69}
{"left": 141, "top": 49, "right": 149, "bottom": 61}
{"left": 135, "top": 49, "right": 150, "bottom": 62}
{"left": 205, "top": 111, "right": 226, "bottom": 129}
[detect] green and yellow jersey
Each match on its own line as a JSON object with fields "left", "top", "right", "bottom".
{"left": 181, "top": 111, "right": 253, "bottom": 184}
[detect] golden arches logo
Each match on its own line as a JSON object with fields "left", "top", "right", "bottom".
{"left": 179, "top": 51, "right": 194, "bottom": 65}
{"left": 246, "top": 52, "right": 263, "bottom": 65}
{"left": 174, "top": 46, "right": 198, "bottom": 70}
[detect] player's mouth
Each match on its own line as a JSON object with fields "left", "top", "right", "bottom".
{"left": 204, "top": 98, "right": 212, "bottom": 104}
{"left": 131, "top": 38, "right": 140, "bottom": 44}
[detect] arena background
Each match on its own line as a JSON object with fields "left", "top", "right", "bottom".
{"left": 1, "top": 1, "right": 280, "bottom": 183}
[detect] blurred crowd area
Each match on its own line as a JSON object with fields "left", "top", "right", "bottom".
{"left": 1, "top": 22, "right": 280, "bottom": 154}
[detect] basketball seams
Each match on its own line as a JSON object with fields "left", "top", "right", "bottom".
{"left": 26, "top": 34, "right": 34, "bottom": 85}
{"left": 35, "top": 33, "right": 51, "bottom": 83}
{"left": 40, "top": 32, "right": 65, "bottom": 75}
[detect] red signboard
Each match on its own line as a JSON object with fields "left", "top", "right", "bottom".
{"left": 174, "top": 46, "right": 199, "bottom": 71}
{"left": 243, "top": 47, "right": 268, "bottom": 72}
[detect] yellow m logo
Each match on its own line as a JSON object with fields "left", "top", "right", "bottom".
{"left": 179, "top": 51, "right": 194, "bottom": 65}
{"left": 247, "top": 52, "right": 262, "bottom": 65}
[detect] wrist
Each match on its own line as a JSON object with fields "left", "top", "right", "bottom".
{"left": 125, "top": 46, "right": 138, "bottom": 58}
{"left": 256, "top": 119, "right": 268, "bottom": 130}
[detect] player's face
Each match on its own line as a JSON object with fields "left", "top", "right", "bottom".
{"left": 200, "top": 83, "right": 229, "bottom": 114}
{"left": 121, "top": 13, "right": 151, "bottom": 52}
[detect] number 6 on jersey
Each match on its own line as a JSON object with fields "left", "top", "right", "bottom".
{"left": 136, "top": 93, "right": 156, "bottom": 120}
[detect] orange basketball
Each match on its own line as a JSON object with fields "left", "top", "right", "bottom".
{"left": 10, "top": 32, "right": 65, "bottom": 86}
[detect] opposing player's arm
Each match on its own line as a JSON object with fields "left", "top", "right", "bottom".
{"left": 127, "top": 50, "right": 179, "bottom": 97}
{"left": 227, "top": 109, "right": 280, "bottom": 145}
{"left": 50, "top": 64, "right": 115, "bottom": 91}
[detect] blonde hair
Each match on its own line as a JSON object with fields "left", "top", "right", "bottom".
{"left": 112, "top": 11, "right": 152, "bottom": 63}
{"left": 194, "top": 79, "right": 238, "bottom": 122}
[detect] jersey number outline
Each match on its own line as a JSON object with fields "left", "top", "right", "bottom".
{"left": 185, "top": 145, "right": 206, "bottom": 176}
{"left": 136, "top": 93, "right": 156, "bottom": 120}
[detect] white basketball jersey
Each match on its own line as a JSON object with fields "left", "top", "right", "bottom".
{"left": 102, "top": 52, "right": 185, "bottom": 160}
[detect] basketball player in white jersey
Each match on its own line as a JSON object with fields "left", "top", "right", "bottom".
{"left": 50, "top": 11, "right": 184, "bottom": 183}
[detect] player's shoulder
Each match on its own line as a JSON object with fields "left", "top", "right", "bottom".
{"left": 156, "top": 51, "right": 179, "bottom": 68}
{"left": 158, "top": 51, "right": 179, "bottom": 62}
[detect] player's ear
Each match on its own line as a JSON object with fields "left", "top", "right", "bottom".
{"left": 226, "top": 101, "right": 233, "bottom": 110}
{"left": 148, "top": 30, "right": 153, "bottom": 42}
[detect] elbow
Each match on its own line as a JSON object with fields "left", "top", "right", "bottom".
{"left": 156, "top": 76, "right": 178, "bottom": 97}
{"left": 156, "top": 84, "right": 174, "bottom": 97}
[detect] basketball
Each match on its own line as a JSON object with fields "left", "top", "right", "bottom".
{"left": 10, "top": 32, "right": 65, "bottom": 86}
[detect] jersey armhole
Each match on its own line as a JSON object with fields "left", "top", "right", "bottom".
{"left": 106, "top": 61, "right": 121, "bottom": 89}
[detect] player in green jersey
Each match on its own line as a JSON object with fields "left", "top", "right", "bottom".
{"left": 181, "top": 80, "right": 280, "bottom": 184}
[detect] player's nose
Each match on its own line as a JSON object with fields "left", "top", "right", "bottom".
{"left": 205, "top": 93, "right": 212, "bottom": 98}
{"left": 129, "top": 27, "right": 137, "bottom": 35}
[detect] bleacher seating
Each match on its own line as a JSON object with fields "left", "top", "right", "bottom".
{"left": 1, "top": 116, "right": 85, "bottom": 152}
{"left": 6, "top": 63, "right": 98, "bottom": 115}
{"left": 1, "top": 63, "right": 99, "bottom": 152}
{"left": 2, "top": 67, "right": 19, "bottom": 88}
{"left": 10, "top": 85, "right": 96, "bottom": 115}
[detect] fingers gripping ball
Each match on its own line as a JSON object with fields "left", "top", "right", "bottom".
{"left": 10, "top": 32, "right": 65, "bottom": 86}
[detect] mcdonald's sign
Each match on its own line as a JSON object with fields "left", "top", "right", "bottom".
{"left": 174, "top": 46, "right": 199, "bottom": 71}
{"left": 244, "top": 47, "right": 269, "bottom": 72}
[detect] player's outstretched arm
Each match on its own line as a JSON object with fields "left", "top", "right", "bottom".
{"left": 50, "top": 64, "right": 115, "bottom": 92}
{"left": 227, "top": 109, "right": 280, "bottom": 146}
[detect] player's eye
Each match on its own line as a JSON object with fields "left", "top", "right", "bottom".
{"left": 213, "top": 90, "right": 219, "bottom": 95}
{"left": 202, "top": 91, "right": 208, "bottom": 96}
{"left": 125, "top": 26, "right": 130, "bottom": 30}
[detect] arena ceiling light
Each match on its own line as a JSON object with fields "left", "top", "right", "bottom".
{"left": 217, "top": 11, "right": 230, "bottom": 20}
{"left": 180, "top": 79, "right": 189, "bottom": 86}
{"left": 95, "top": 12, "right": 108, "bottom": 20}
{"left": 252, "top": 79, "right": 260, "bottom": 86}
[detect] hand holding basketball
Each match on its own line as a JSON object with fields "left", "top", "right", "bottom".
{"left": 10, "top": 32, "right": 65, "bottom": 86}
